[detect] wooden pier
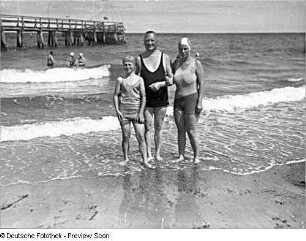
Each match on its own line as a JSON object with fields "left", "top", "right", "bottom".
{"left": 0, "top": 14, "right": 126, "bottom": 51}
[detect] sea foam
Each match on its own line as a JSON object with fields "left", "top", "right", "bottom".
{"left": 287, "top": 77, "right": 304, "bottom": 82}
{"left": 202, "top": 86, "right": 305, "bottom": 112}
{"left": 1, "top": 86, "right": 304, "bottom": 142}
{"left": 0, "top": 65, "right": 110, "bottom": 83}
{"left": 1, "top": 117, "right": 120, "bottom": 142}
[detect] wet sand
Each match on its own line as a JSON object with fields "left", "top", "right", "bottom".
{"left": 1, "top": 162, "right": 305, "bottom": 229}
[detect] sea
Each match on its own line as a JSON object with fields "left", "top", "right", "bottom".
{"left": 0, "top": 33, "right": 305, "bottom": 187}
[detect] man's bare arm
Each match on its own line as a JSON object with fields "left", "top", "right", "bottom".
{"left": 164, "top": 53, "right": 173, "bottom": 86}
{"left": 135, "top": 55, "right": 141, "bottom": 76}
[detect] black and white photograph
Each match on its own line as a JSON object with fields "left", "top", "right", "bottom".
{"left": 0, "top": 0, "right": 305, "bottom": 239}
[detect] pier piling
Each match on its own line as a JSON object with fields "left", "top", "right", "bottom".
{"left": 48, "top": 31, "right": 57, "bottom": 47}
{"left": 0, "top": 14, "right": 126, "bottom": 50}
{"left": 79, "top": 32, "right": 84, "bottom": 46}
{"left": 1, "top": 28, "right": 7, "bottom": 51}
{"left": 17, "top": 30, "right": 23, "bottom": 48}
{"left": 37, "top": 30, "right": 45, "bottom": 48}
{"left": 93, "top": 31, "right": 97, "bottom": 46}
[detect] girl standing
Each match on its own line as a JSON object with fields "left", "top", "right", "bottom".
{"left": 113, "top": 55, "right": 153, "bottom": 168}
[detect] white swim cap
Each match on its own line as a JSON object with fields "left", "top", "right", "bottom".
{"left": 79, "top": 53, "right": 83, "bottom": 56}
{"left": 179, "top": 37, "right": 191, "bottom": 50}
{"left": 70, "top": 52, "right": 74, "bottom": 56}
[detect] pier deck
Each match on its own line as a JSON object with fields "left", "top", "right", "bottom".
{"left": 1, "top": 14, "right": 126, "bottom": 50}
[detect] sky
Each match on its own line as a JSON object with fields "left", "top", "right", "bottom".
{"left": 1, "top": 0, "right": 305, "bottom": 33}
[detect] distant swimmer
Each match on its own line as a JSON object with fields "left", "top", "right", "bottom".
{"left": 78, "top": 53, "right": 86, "bottom": 67}
{"left": 47, "top": 51, "right": 56, "bottom": 67}
{"left": 67, "top": 52, "right": 77, "bottom": 67}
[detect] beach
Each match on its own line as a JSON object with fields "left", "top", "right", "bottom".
{"left": 1, "top": 161, "right": 304, "bottom": 229}
{"left": 1, "top": 33, "right": 305, "bottom": 230}
{"left": 1, "top": 0, "right": 305, "bottom": 235}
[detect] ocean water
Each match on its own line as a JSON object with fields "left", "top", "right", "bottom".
{"left": 0, "top": 33, "right": 305, "bottom": 186}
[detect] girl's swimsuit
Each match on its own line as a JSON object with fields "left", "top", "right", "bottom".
{"left": 140, "top": 52, "right": 169, "bottom": 108}
{"left": 119, "top": 77, "right": 142, "bottom": 124}
{"left": 173, "top": 59, "right": 198, "bottom": 115}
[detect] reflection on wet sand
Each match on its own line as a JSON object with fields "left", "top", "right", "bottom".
{"left": 174, "top": 166, "right": 207, "bottom": 228}
{"left": 1, "top": 162, "right": 304, "bottom": 228}
{"left": 119, "top": 166, "right": 173, "bottom": 228}
{"left": 118, "top": 165, "right": 209, "bottom": 228}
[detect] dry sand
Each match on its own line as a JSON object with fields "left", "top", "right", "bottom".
{"left": 1, "top": 162, "right": 305, "bottom": 229}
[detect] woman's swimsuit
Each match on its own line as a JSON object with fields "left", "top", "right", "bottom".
{"left": 173, "top": 59, "right": 198, "bottom": 115}
{"left": 174, "top": 92, "right": 198, "bottom": 115}
{"left": 140, "top": 52, "right": 169, "bottom": 108}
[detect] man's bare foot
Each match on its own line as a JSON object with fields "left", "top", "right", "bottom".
{"left": 193, "top": 158, "right": 200, "bottom": 164}
{"left": 155, "top": 155, "right": 163, "bottom": 161}
{"left": 119, "top": 159, "right": 129, "bottom": 166}
{"left": 142, "top": 161, "right": 155, "bottom": 169}
{"left": 147, "top": 154, "right": 154, "bottom": 161}
{"left": 170, "top": 155, "right": 184, "bottom": 163}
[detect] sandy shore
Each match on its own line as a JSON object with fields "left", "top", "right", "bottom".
{"left": 1, "top": 162, "right": 305, "bottom": 229}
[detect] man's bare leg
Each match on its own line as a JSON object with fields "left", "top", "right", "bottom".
{"left": 144, "top": 108, "right": 154, "bottom": 161}
{"left": 154, "top": 107, "right": 167, "bottom": 161}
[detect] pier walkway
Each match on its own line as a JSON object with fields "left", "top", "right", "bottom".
{"left": 1, "top": 14, "right": 126, "bottom": 50}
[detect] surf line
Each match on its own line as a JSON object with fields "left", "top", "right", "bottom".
{"left": 225, "top": 159, "right": 306, "bottom": 176}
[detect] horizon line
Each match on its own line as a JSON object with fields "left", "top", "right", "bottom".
{"left": 126, "top": 31, "right": 305, "bottom": 34}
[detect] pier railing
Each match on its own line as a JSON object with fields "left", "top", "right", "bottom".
{"left": 1, "top": 14, "right": 125, "bottom": 32}
{"left": 1, "top": 14, "right": 126, "bottom": 50}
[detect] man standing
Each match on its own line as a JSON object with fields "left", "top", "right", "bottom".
{"left": 136, "top": 31, "right": 173, "bottom": 162}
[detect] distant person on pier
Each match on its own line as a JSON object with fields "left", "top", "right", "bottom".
{"left": 135, "top": 30, "right": 173, "bottom": 162}
{"left": 67, "top": 52, "right": 77, "bottom": 67}
{"left": 78, "top": 53, "right": 86, "bottom": 67}
{"left": 47, "top": 51, "right": 56, "bottom": 67}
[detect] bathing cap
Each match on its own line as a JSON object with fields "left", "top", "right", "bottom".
{"left": 79, "top": 53, "right": 83, "bottom": 56}
{"left": 178, "top": 37, "right": 191, "bottom": 50}
{"left": 122, "top": 55, "right": 135, "bottom": 64}
{"left": 70, "top": 52, "right": 74, "bottom": 56}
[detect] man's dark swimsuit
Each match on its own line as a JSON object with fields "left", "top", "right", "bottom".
{"left": 140, "top": 52, "right": 169, "bottom": 107}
